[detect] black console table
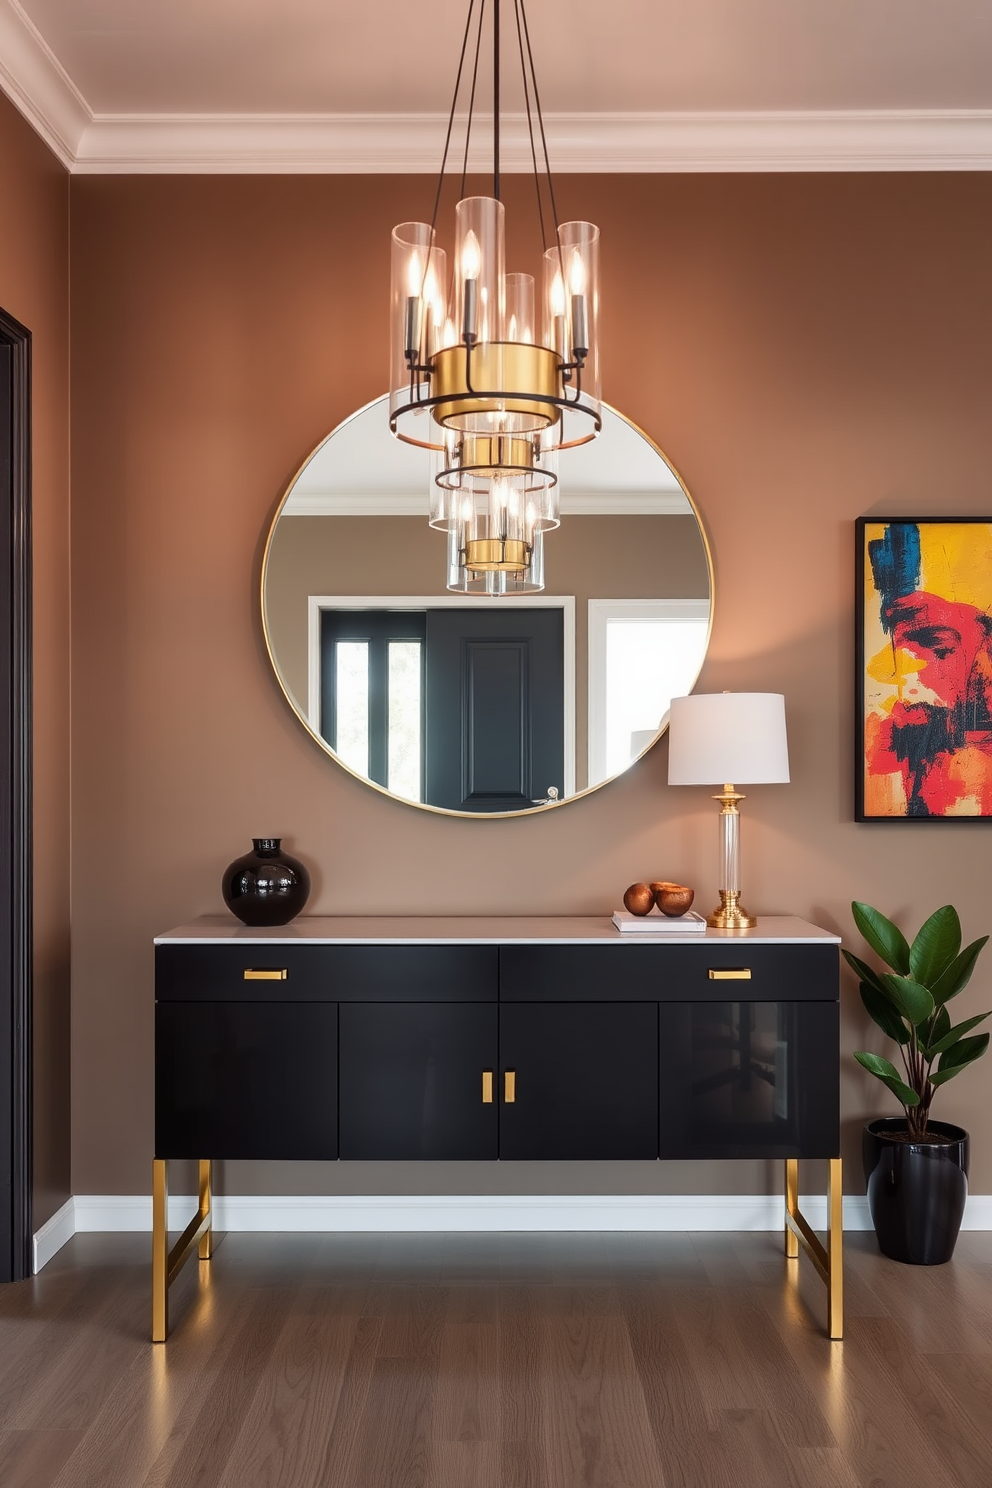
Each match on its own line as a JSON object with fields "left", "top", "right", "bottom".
{"left": 153, "top": 915, "right": 842, "bottom": 1340}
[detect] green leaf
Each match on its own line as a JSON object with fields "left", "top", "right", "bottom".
{"left": 854, "top": 1050, "right": 921, "bottom": 1106}
{"left": 909, "top": 905, "right": 961, "bottom": 987}
{"left": 852, "top": 902, "right": 910, "bottom": 975}
{"left": 882, "top": 974, "right": 935, "bottom": 1027}
{"left": 941, "top": 1033, "right": 989, "bottom": 1068}
{"left": 931, "top": 1033, "right": 991, "bottom": 1087}
{"left": 930, "top": 936, "right": 990, "bottom": 1005}
{"left": 923, "top": 1012, "right": 991, "bottom": 1060}
{"left": 842, "top": 949, "right": 889, "bottom": 996}
{"left": 860, "top": 982, "right": 911, "bottom": 1043}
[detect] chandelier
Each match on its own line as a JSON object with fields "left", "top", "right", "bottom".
{"left": 389, "top": 0, "right": 601, "bottom": 594}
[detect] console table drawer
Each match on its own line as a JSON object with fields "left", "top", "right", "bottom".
{"left": 499, "top": 943, "right": 838, "bottom": 1002}
{"left": 156, "top": 944, "right": 498, "bottom": 1002}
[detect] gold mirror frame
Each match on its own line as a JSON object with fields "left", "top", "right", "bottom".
{"left": 261, "top": 397, "right": 714, "bottom": 818}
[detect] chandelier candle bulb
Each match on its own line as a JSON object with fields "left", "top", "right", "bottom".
{"left": 404, "top": 296, "right": 423, "bottom": 361}
{"left": 570, "top": 294, "right": 588, "bottom": 358}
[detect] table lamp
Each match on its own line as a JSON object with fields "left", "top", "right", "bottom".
{"left": 667, "top": 692, "right": 790, "bottom": 930}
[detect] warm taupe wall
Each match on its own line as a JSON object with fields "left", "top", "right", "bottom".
{"left": 70, "top": 173, "right": 992, "bottom": 1198}
{"left": 0, "top": 93, "right": 71, "bottom": 1228}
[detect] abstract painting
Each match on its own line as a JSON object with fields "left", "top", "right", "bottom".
{"left": 856, "top": 518, "right": 992, "bottom": 820}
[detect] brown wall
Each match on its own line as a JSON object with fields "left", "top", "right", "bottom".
{"left": 70, "top": 172, "right": 992, "bottom": 1198}
{"left": 0, "top": 94, "right": 71, "bottom": 1228}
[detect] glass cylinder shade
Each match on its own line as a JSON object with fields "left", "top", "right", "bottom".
{"left": 446, "top": 523, "right": 546, "bottom": 595}
{"left": 389, "top": 222, "right": 448, "bottom": 448}
{"left": 543, "top": 221, "right": 601, "bottom": 448}
{"left": 430, "top": 429, "right": 558, "bottom": 529}
{"left": 455, "top": 197, "right": 504, "bottom": 347}
{"left": 504, "top": 273, "right": 536, "bottom": 344}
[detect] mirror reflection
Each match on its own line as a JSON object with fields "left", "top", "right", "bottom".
{"left": 262, "top": 397, "right": 712, "bottom": 815}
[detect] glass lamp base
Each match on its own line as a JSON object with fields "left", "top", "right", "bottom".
{"left": 706, "top": 891, "right": 756, "bottom": 931}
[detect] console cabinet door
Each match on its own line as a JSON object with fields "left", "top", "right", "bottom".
{"left": 155, "top": 1001, "right": 338, "bottom": 1159}
{"left": 658, "top": 999, "right": 840, "bottom": 1160}
{"left": 339, "top": 1003, "right": 498, "bottom": 1159}
{"left": 498, "top": 1003, "right": 659, "bottom": 1159}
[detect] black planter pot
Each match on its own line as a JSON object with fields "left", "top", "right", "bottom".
{"left": 221, "top": 838, "right": 311, "bottom": 926}
{"left": 862, "top": 1117, "right": 969, "bottom": 1265}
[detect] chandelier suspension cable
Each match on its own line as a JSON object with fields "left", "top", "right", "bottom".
{"left": 493, "top": 0, "right": 500, "bottom": 200}
{"left": 513, "top": 0, "right": 549, "bottom": 257}
{"left": 458, "top": 0, "right": 487, "bottom": 203}
{"left": 516, "top": 0, "right": 565, "bottom": 274}
{"left": 427, "top": 0, "right": 477, "bottom": 274}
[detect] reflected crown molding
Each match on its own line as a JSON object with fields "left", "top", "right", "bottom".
{"left": 282, "top": 490, "right": 693, "bottom": 518}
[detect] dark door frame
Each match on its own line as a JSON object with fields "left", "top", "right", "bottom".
{"left": 0, "top": 306, "right": 33, "bottom": 1283}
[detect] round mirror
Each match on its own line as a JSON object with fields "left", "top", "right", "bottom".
{"left": 262, "top": 396, "right": 713, "bottom": 816}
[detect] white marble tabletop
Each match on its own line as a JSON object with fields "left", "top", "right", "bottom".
{"left": 155, "top": 914, "right": 840, "bottom": 946}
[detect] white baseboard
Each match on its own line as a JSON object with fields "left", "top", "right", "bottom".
{"left": 32, "top": 1197, "right": 76, "bottom": 1273}
{"left": 33, "top": 1193, "right": 992, "bottom": 1271}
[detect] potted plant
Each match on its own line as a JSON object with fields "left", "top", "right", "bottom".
{"left": 845, "top": 901, "right": 989, "bottom": 1264}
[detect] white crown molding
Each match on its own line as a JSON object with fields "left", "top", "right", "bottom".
{"left": 0, "top": 1, "right": 90, "bottom": 168}
{"left": 3, "top": 13, "right": 992, "bottom": 179}
{"left": 2, "top": 50, "right": 992, "bottom": 177}
{"left": 65, "top": 108, "right": 992, "bottom": 175}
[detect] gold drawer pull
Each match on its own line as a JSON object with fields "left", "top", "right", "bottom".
{"left": 709, "top": 968, "right": 752, "bottom": 980}
{"left": 243, "top": 968, "right": 288, "bottom": 981}
{"left": 504, "top": 1070, "right": 516, "bottom": 1103}
{"left": 482, "top": 1070, "right": 493, "bottom": 1104}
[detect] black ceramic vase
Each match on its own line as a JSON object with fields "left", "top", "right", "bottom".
{"left": 862, "top": 1117, "right": 969, "bottom": 1265}
{"left": 222, "top": 838, "right": 311, "bottom": 926}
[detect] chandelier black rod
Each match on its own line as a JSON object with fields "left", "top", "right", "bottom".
{"left": 493, "top": 0, "right": 500, "bottom": 200}
{"left": 517, "top": 0, "right": 564, "bottom": 270}
{"left": 429, "top": 0, "right": 477, "bottom": 246}
{"left": 513, "top": 0, "right": 549, "bottom": 253}
{"left": 458, "top": 0, "right": 487, "bottom": 202}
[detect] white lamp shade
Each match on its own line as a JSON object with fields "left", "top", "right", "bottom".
{"left": 667, "top": 693, "right": 790, "bottom": 786}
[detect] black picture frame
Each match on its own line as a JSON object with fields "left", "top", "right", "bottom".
{"left": 856, "top": 516, "right": 992, "bottom": 822}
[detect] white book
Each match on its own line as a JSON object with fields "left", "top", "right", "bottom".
{"left": 612, "top": 909, "right": 708, "bottom": 934}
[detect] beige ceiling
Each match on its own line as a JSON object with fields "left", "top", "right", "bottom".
{"left": 2, "top": 0, "right": 992, "bottom": 171}
{"left": 15, "top": 0, "right": 992, "bottom": 114}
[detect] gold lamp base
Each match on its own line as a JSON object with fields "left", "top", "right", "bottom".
{"left": 706, "top": 890, "right": 756, "bottom": 931}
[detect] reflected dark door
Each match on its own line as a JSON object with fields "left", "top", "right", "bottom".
{"left": 425, "top": 608, "right": 564, "bottom": 812}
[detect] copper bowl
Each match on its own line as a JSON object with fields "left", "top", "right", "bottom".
{"left": 649, "top": 881, "right": 695, "bottom": 917}
{"left": 623, "top": 882, "right": 656, "bottom": 916}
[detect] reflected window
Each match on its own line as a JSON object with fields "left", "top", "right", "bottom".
{"left": 587, "top": 599, "right": 710, "bottom": 785}
{"left": 321, "top": 612, "right": 427, "bottom": 801}
{"left": 387, "top": 641, "right": 422, "bottom": 800}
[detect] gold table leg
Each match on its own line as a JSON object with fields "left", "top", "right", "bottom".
{"left": 784, "top": 1156, "right": 843, "bottom": 1340}
{"left": 152, "top": 1157, "right": 213, "bottom": 1343}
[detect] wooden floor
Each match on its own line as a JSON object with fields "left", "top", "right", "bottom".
{"left": 1, "top": 1228, "right": 991, "bottom": 1487}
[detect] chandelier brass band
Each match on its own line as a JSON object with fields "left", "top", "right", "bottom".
{"left": 430, "top": 343, "right": 561, "bottom": 430}
{"left": 435, "top": 433, "right": 558, "bottom": 489}
{"left": 465, "top": 537, "right": 530, "bottom": 572}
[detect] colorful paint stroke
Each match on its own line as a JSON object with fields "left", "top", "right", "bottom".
{"left": 857, "top": 518, "right": 992, "bottom": 820}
